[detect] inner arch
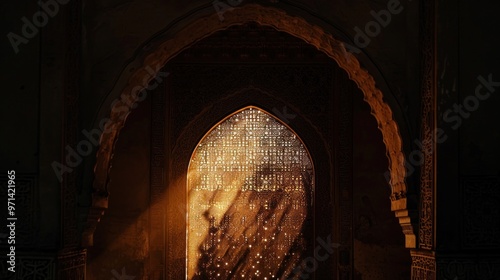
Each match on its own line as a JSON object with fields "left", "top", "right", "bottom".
{"left": 187, "top": 106, "right": 314, "bottom": 279}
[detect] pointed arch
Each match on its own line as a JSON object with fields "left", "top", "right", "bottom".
{"left": 86, "top": 3, "right": 415, "bottom": 249}
{"left": 187, "top": 106, "right": 314, "bottom": 279}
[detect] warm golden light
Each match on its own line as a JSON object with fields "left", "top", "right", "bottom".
{"left": 187, "top": 107, "right": 314, "bottom": 279}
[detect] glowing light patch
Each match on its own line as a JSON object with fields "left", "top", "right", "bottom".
{"left": 187, "top": 107, "right": 314, "bottom": 279}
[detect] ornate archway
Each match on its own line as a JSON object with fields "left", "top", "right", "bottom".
{"left": 85, "top": 3, "right": 415, "bottom": 251}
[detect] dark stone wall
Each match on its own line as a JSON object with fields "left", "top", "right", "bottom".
{"left": 433, "top": 0, "right": 500, "bottom": 278}
{"left": 2, "top": 0, "right": 499, "bottom": 279}
{"left": 0, "top": 1, "right": 40, "bottom": 174}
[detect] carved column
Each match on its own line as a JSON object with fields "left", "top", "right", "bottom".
{"left": 411, "top": 0, "right": 437, "bottom": 278}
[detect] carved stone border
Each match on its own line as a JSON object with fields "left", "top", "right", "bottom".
{"left": 57, "top": 249, "right": 87, "bottom": 279}
{"left": 411, "top": 0, "right": 437, "bottom": 278}
{"left": 0, "top": 254, "right": 56, "bottom": 279}
{"left": 88, "top": 3, "right": 413, "bottom": 248}
{"left": 410, "top": 250, "right": 436, "bottom": 280}
{"left": 418, "top": 0, "right": 437, "bottom": 252}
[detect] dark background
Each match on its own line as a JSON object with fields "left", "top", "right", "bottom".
{"left": 0, "top": 0, "right": 499, "bottom": 279}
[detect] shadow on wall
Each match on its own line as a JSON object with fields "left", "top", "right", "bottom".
{"left": 353, "top": 89, "right": 411, "bottom": 280}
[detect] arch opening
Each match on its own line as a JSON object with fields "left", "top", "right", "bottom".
{"left": 187, "top": 106, "right": 314, "bottom": 279}
{"left": 88, "top": 3, "right": 414, "bottom": 253}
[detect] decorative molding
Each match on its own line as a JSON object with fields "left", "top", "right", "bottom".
{"left": 0, "top": 254, "right": 56, "bottom": 280}
{"left": 418, "top": 0, "right": 437, "bottom": 251}
{"left": 411, "top": 250, "right": 436, "bottom": 280}
{"left": 57, "top": 250, "right": 87, "bottom": 279}
{"left": 411, "top": 0, "right": 437, "bottom": 277}
{"left": 437, "top": 255, "right": 500, "bottom": 280}
{"left": 395, "top": 208, "right": 419, "bottom": 248}
{"left": 390, "top": 190, "right": 407, "bottom": 201}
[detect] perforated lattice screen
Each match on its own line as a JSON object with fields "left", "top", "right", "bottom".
{"left": 187, "top": 107, "right": 314, "bottom": 279}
